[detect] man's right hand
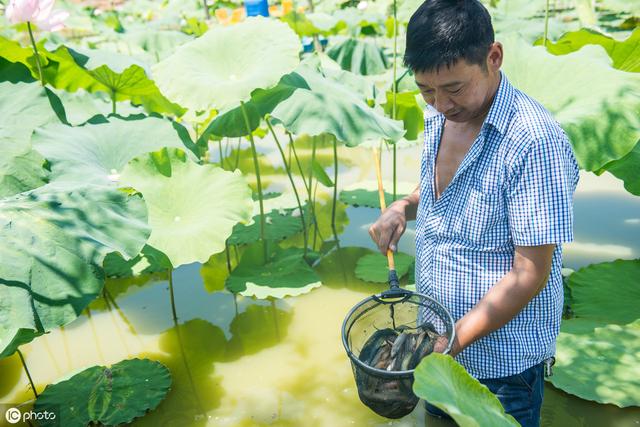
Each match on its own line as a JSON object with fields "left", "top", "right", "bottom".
{"left": 368, "top": 200, "right": 409, "bottom": 254}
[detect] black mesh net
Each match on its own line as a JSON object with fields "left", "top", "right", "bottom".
{"left": 341, "top": 289, "right": 455, "bottom": 419}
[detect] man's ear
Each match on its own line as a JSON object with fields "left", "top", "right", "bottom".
{"left": 486, "top": 42, "right": 503, "bottom": 73}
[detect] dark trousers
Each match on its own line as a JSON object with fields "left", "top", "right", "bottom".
{"left": 425, "top": 362, "right": 545, "bottom": 427}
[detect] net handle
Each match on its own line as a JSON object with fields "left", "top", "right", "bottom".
{"left": 373, "top": 148, "right": 401, "bottom": 293}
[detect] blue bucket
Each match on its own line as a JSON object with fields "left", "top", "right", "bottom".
{"left": 245, "top": 0, "right": 269, "bottom": 17}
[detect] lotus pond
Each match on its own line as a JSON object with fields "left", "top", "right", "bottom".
{"left": 0, "top": 0, "right": 639, "bottom": 426}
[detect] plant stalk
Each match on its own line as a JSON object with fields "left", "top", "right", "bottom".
{"left": 26, "top": 22, "right": 44, "bottom": 86}
{"left": 331, "top": 136, "right": 338, "bottom": 231}
{"left": 240, "top": 101, "right": 267, "bottom": 262}
{"left": 17, "top": 349, "right": 38, "bottom": 398}
{"left": 218, "top": 139, "right": 225, "bottom": 168}
{"left": 266, "top": 119, "right": 309, "bottom": 257}
{"left": 168, "top": 268, "right": 178, "bottom": 321}
{"left": 392, "top": 0, "right": 398, "bottom": 200}
{"left": 289, "top": 132, "right": 322, "bottom": 240}
{"left": 544, "top": 0, "right": 550, "bottom": 47}
{"left": 202, "top": 0, "right": 210, "bottom": 19}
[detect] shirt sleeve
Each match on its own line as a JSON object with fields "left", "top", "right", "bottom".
{"left": 505, "top": 136, "right": 578, "bottom": 246}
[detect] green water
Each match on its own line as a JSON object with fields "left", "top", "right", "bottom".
{"left": 1, "top": 143, "right": 639, "bottom": 426}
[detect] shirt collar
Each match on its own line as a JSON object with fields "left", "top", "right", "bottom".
{"left": 483, "top": 70, "right": 515, "bottom": 136}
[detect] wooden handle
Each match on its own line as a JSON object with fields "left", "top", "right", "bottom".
{"left": 373, "top": 148, "right": 396, "bottom": 271}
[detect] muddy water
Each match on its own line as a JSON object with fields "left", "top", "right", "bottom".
{"left": 1, "top": 142, "right": 639, "bottom": 427}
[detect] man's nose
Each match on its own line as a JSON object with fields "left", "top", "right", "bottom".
{"left": 434, "top": 94, "right": 454, "bottom": 114}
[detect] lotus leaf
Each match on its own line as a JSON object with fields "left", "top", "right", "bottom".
{"left": 42, "top": 46, "right": 184, "bottom": 116}
{"left": 567, "top": 258, "right": 640, "bottom": 325}
{"left": 413, "top": 353, "right": 520, "bottom": 427}
{"left": 270, "top": 60, "right": 405, "bottom": 146}
{"left": 0, "top": 184, "right": 150, "bottom": 358}
{"left": 326, "top": 37, "right": 390, "bottom": 76}
{"left": 32, "top": 116, "right": 191, "bottom": 186}
{"left": 538, "top": 28, "right": 640, "bottom": 72}
{"left": 152, "top": 17, "right": 301, "bottom": 113}
{"left": 120, "top": 148, "right": 253, "bottom": 267}
{"left": 228, "top": 205, "right": 307, "bottom": 246}
{"left": 601, "top": 140, "right": 640, "bottom": 196}
{"left": 226, "top": 243, "right": 321, "bottom": 296}
{"left": 501, "top": 35, "right": 640, "bottom": 171}
{"left": 550, "top": 318, "right": 640, "bottom": 407}
{"left": 355, "top": 252, "right": 415, "bottom": 283}
{"left": 382, "top": 91, "right": 424, "bottom": 141}
{"left": 34, "top": 358, "right": 171, "bottom": 426}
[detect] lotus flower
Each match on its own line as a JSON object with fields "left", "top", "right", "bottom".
{"left": 5, "top": 0, "right": 69, "bottom": 31}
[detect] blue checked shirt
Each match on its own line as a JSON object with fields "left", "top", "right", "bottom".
{"left": 415, "top": 72, "right": 580, "bottom": 379}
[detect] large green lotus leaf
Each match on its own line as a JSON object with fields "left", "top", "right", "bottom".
{"left": 227, "top": 205, "right": 307, "bottom": 246}
{"left": 501, "top": 35, "right": 640, "bottom": 171}
{"left": 550, "top": 318, "right": 640, "bottom": 407}
{"left": 382, "top": 90, "right": 424, "bottom": 141}
{"left": 121, "top": 28, "right": 192, "bottom": 62}
{"left": 32, "top": 116, "right": 190, "bottom": 186}
{"left": 413, "top": 353, "right": 520, "bottom": 427}
{"left": 34, "top": 358, "right": 171, "bottom": 426}
{"left": 355, "top": 252, "right": 414, "bottom": 283}
{"left": 120, "top": 148, "right": 253, "bottom": 267}
{"left": 0, "top": 184, "right": 150, "bottom": 358}
{"left": 226, "top": 243, "right": 322, "bottom": 297}
{"left": 42, "top": 46, "right": 184, "bottom": 116}
{"left": 567, "top": 259, "right": 640, "bottom": 325}
{"left": 270, "top": 60, "right": 405, "bottom": 146}
{"left": 326, "top": 37, "right": 390, "bottom": 76}
{"left": 152, "top": 17, "right": 301, "bottom": 113}
{"left": 537, "top": 28, "right": 640, "bottom": 72}
{"left": 0, "top": 81, "right": 61, "bottom": 149}
{"left": 601, "top": 139, "right": 640, "bottom": 196}
{"left": 201, "top": 71, "right": 309, "bottom": 139}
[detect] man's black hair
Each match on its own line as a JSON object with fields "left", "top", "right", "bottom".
{"left": 403, "top": 0, "right": 495, "bottom": 73}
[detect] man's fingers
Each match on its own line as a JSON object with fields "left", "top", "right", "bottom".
{"left": 377, "top": 225, "right": 396, "bottom": 254}
{"left": 388, "top": 222, "right": 405, "bottom": 252}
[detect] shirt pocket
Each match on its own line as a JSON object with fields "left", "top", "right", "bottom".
{"left": 450, "top": 187, "right": 506, "bottom": 245}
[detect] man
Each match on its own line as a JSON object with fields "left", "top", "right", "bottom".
{"left": 368, "top": 1, "right": 580, "bottom": 426}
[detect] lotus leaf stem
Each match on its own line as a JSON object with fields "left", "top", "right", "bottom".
{"left": 168, "top": 268, "right": 178, "bottom": 321}
{"left": 17, "top": 349, "right": 38, "bottom": 398}
{"left": 266, "top": 119, "right": 309, "bottom": 258}
{"left": 241, "top": 101, "right": 267, "bottom": 261}
{"left": 26, "top": 22, "right": 44, "bottom": 86}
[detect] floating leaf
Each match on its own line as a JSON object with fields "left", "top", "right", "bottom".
{"left": 413, "top": 353, "right": 520, "bottom": 427}
{"left": 103, "top": 245, "right": 172, "bottom": 278}
{"left": 551, "top": 319, "right": 640, "bottom": 407}
{"left": 355, "top": 252, "right": 415, "bottom": 283}
{"left": 270, "top": 59, "right": 405, "bottom": 146}
{"left": 228, "top": 205, "right": 307, "bottom": 245}
{"left": 326, "top": 37, "right": 390, "bottom": 75}
{"left": 152, "top": 17, "right": 301, "bottom": 113}
{"left": 34, "top": 358, "right": 171, "bottom": 426}
{"left": 568, "top": 259, "right": 640, "bottom": 325}
{"left": 0, "top": 184, "right": 150, "bottom": 358}
{"left": 226, "top": 243, "right": 321, "bottom": 297}
{"left": 120, "top": 148, "right": 253, "bottom": 267}
{"left": 501, "top": 35, "right": 640, "bottom": 172}
{"left": 32, "top": 115, "right": 192, "bottom": 186}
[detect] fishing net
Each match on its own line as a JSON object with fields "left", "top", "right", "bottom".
{"left": 341, "top": 286, "right": 455, "bottom": 419}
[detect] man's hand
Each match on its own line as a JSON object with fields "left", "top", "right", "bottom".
{"left": 368, "top": 200, "right": 409, "bottom": 254}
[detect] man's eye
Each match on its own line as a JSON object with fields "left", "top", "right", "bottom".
{"left": 449, "top": 87, "right": 462, "bottom": 95}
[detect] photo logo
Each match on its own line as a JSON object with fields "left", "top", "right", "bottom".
{"left": 5, "top": 407, "right": 21, "bottom": 424}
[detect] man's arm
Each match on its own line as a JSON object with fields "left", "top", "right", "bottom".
{"left": 439, "top": 244, "right": 555, "bottom": 356}
{"left": 369, "top": 185, "right": 420, "bottom": 253}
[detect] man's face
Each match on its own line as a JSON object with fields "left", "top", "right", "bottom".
{"left": 414, "top": 44, "right": 502, "bottom": 123}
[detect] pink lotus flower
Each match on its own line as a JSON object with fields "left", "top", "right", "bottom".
{"left": 5, "top": 0, "right": 69, "bottom": 31}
